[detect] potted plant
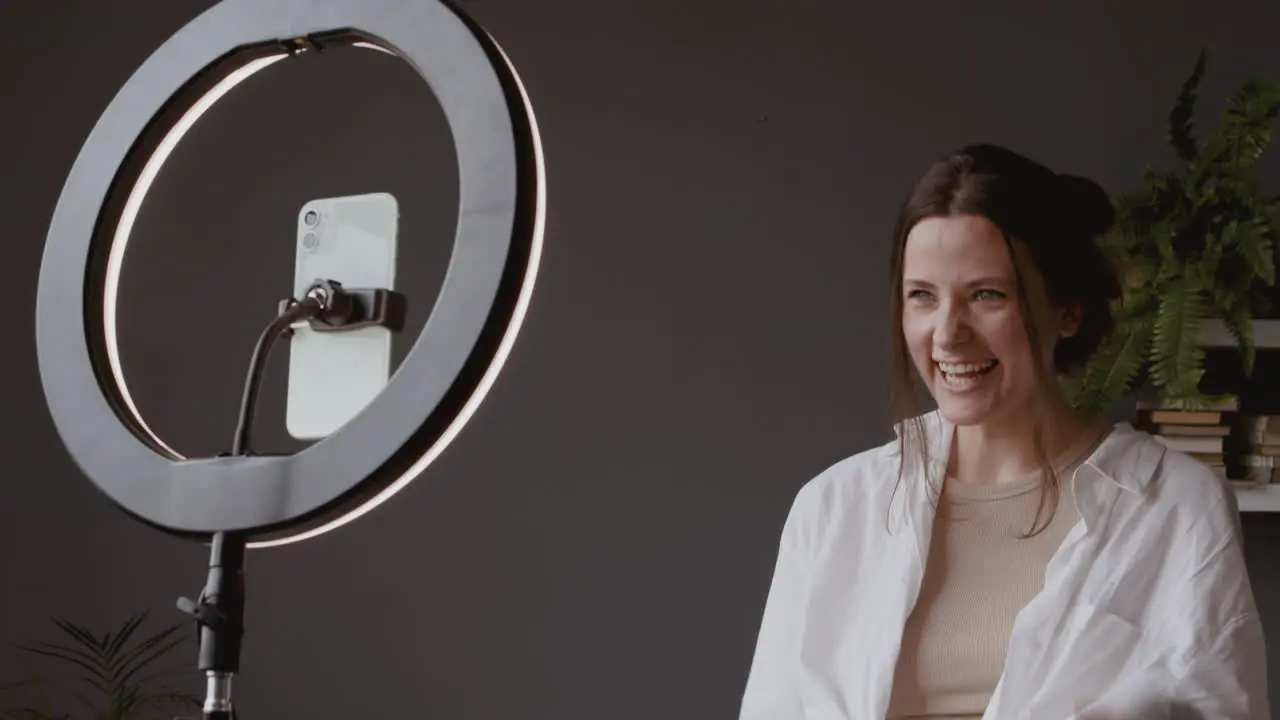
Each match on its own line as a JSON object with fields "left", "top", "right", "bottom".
{"left": 1065, "top": 51, "right": 1280, "bottom": 416}
{"left": 1, "top": 611, "right": 199, "bottom": 720}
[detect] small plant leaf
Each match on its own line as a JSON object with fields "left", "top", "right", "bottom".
{"left": 20, "top": 643, "right": 102, "bottom": 674}
{"left": 4, "top": 613, "right": 200, "bottom": 720}
{"left": 1221, "top": 78, "right": 1280, "bottom": 163}
{"left": 104, "top": 613, "right": 147, "bottom": 662}
{"left": 0, "top": 709, "right": 68, "bottom": 720}
{"left": 108, "top": 623, "right": 184, "bottom": 682}
{"left": 111, "top": 635, "right": 185, "bottom": 692}
{"left": 50, "top": 620, "right": 107, "bottom": 662}
{"left": 1076, "top": 319, "right": 1154, "bottom": 417}
{"left": 16, "top": 648, "right": 109, "bottom": 694}
{"left": 1236, "top": 216, "right": 1277, "bottom": 285}
{"left": 1169, "top": 49, "right": 1207, "bottom": 163}
{"left": 1223, "top": 301, "right": 1257, "bottom": 375}
{"left": 1149, "top": 276, "right": 1208, "bottom": 403}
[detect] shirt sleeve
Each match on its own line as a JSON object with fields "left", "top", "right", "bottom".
{"left": 1077, "top": 613, "right": 1269, "bottom": 720}
{"left": 1170, "top": 611, "right": 1270, "bottom": 719}
{"left": 1078, "top": 480, "right": 1270, "bottom": 720}
{"left": 738, "top": 485, "right": 819, "bottom": 720}
{"left": 1161, "top": 482, "right": 1271, "bottom": 719}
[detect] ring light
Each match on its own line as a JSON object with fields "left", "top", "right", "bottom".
{"left": 34, "top": 0, "right": 546, "bottom": 549}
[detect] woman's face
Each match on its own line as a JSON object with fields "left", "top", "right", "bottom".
{"left": 900, "top": 214, "right": 1075, "bottom": 430}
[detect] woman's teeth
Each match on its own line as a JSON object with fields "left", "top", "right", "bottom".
{"left": 938, "top": 360, "right": 998, "bottom": 387}
{"left": 938, "top": 360, "right": 997, "bottom": 374}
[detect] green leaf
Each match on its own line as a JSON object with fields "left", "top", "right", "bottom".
{"left": 20, "top": 642, "right": 103, "bottom": 674}
{"left": 1169, "top": 49, "right": 1207, "bottom": 163}
{"left": 103, "top": 613, "right": 147, "bottom": 662}
{"left": 1236, "top": 216, "right": 1276, "bottom": 285}
{"left": 0, "top": 679, "right": 43, "bottom": 696}
{"left": 1149, "top": 277, "right": 1208, "bottom": 402}
{"left": 50, "top": 620, "right": 108, "bottom": 661}
{"left": 1199, "top": 76, "right": 1280, "bottom": 173}
{"left": 110, "top": 635, "right": 185, "bottom": 693}
{"left": 1200, "top": 229, "right": 1225, "bottom": 277}
{"left": 1071, "top": 317, "right": 1154, "bottom": 416}
{"left": 16, "top": 648, "right": 109, "bottom": 694}
{"left": 0, "top": 710, "right": 67, "bottom": 720}
{"left": 1151, "top": 220, "right": 1179, "bottom": 271}
{"left": 108, "top": 623, "right": 184, "bottom": 684}
{"left": 1223, "top": 302, "right": 1257, "bottom": 375}
{"left": 125, "top": 690, "right": 199, "bottom": 713}
{"left": 68, "top": 691, "right": 97, "bottom": 715}
{"left": 4, "top": 613, "right": 198, "bottom": 720}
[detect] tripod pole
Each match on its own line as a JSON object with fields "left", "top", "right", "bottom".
{"left": 178, "top": 531, "right": 246, "bottom": 720}
{"left": 172, "top": 286, "right": 332, "bottom": 719}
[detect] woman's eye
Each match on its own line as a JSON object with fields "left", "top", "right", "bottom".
{"left": 974, "top": 289, "right": 1006, "bottom": 301}
{"left": 906, "top": 290, "right": 932, "bottom": 301}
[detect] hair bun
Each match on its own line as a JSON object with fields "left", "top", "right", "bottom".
{"left": 1056, "top": 173, "right": 1116, "bottom": 236}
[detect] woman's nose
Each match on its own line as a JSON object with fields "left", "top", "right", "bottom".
{"left": 933, "top": 304, "right": 971, "bottom": 348}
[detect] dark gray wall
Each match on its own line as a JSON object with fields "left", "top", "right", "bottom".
{"left": 3, "top": 1, "right": 1280, "bottom": 718}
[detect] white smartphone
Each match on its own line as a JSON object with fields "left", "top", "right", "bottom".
{"left": 286, "top": 192, "right": 399, "bottom": 440}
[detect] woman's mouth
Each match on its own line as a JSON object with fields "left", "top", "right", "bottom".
{"left": 936, "top": 359, "right": 999, "bottom": 390}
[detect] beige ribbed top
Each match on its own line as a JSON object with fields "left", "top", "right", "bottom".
{"left": 885, "top": 429, "right": 1105, "bottom": 719}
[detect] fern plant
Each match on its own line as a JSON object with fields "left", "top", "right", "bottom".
{"left": 0, "top": 611, "right": 199, "bottom": 720}
{"left": 1065, "top": 51, "right": 1280, "bottom": 416}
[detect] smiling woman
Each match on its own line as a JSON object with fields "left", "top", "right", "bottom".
{"left": 737, "top": 144, "right": 1270, "bottom": 719}
{"left": 891, "top": 145, "right": 1122, "bottom": 529}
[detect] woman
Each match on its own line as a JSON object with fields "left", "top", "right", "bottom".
{"left": 739, "top": 144, "right": 1268, "bottom": 719}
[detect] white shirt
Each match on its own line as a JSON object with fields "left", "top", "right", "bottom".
{"left": 739, "top": 411, "right": 1269, "bottom": 719}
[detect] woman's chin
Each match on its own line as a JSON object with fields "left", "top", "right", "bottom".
{"left": 934, "top": 396, "right": 997, "bottom": 427}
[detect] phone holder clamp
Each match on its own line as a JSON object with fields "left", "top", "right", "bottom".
{"left": 277, "top": 278, "right": 407, "bottom": 334}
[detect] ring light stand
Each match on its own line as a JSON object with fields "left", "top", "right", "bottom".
{"left": 33, "top": 1, "right": 546, "bottom": 717}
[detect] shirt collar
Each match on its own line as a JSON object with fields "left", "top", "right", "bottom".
{"left": 1080, "top": 421, "right": 1163, "bottom": 496}
{"left": 889, "top": 410, "right": 1163, "bottom": 497}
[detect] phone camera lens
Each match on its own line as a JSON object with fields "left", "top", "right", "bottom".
{"left": 303, "top": 210, "right": 319, "bottom": 227}
{"left": 302, "top": 232, "right": 319, "bottom": 250}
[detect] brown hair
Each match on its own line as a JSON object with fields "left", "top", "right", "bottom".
{"left": 888, "top": 143, "right": 1121, "bottom": 535}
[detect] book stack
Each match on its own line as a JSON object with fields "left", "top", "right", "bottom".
{"left": 1137, "top": 397, "right": 1280, "bottom": 487}
{"left": 1238, "top": 415, "right": 1280, "bottom": 486}
{"left": 1138, "top": 399, "right": 1234, "bottom": 476}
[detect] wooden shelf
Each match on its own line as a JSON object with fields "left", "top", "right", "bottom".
{"left": 1199, "top": 318, "right": 1280, "bottom": 512}
{"left": 1199, "top": 318, "right": 1280, "bottom": 349}
{"left": 1235, "top": 484, "right": 1280, "bottom": 512}
{"left": 1181, "top": 319, "right": 1280, "bottom": 510}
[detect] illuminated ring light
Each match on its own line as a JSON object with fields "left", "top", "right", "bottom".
{"left": 34, "top": 0, "right": 544, "bottom": 548}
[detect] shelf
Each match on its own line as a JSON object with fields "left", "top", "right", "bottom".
{"left": 1199, "top": 319, "right": 1280, "bottom": 349}
{"left": 1186, "top": 318, "right": 1280, "bottom": 510}
{"left": 1234, "top": 484, "right": 1280, "bottom": 512}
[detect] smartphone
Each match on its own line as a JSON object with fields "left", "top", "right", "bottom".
{"left": 286, "top": 192, "right": 399, "bottom": 440}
